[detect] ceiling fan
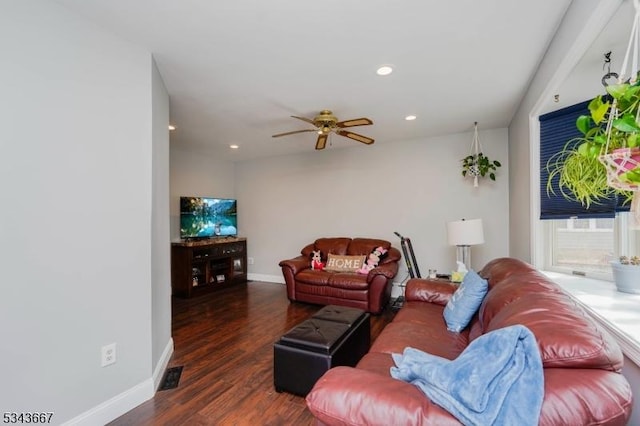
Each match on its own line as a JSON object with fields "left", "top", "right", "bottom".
{"left": 272, "top": 110, "right": 374, "bottom": 150}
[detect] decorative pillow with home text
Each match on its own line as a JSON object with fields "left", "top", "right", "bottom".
{"left": 324, "top": 254, "right": 367, "bottom": 272}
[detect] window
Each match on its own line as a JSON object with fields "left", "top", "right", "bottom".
{"left": 539, "top": 100, "right": 638, "bottom": 280}
{"left": 544, "top": 211, "right": 640, "bottom": 280}
{"left": 539, "top": 99, "right": 628, "bottom": 220}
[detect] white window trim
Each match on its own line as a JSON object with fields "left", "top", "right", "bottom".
{"left": 542, "top": 217, "right": 616, "bottom": 282}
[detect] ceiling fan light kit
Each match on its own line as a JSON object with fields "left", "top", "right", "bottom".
{"left": 272, "top": 109, "right": 374, "bottom": 150}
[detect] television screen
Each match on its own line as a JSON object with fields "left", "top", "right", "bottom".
{"left": 180, "top": 196, "right": 237, "bottom": 239}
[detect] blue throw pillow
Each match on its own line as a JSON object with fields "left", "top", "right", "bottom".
{"left": 443, "top": 269, "right": 488, "bottom": 332}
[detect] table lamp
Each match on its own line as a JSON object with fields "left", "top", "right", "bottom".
{"left": 447, "top": 218, "right": 484, "bottom": 271}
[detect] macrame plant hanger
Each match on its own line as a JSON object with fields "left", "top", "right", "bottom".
{"left": 599, "top": 0, "right": 640, "bottom": 225}
{"left": 468, "top": 122, "right": 482, "bottom": 187}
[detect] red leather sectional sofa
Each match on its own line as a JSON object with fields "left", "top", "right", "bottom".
{"left": 306, "top": 257, "right": 633, "bottom": 425}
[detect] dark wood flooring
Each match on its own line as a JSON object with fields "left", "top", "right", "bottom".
{"left": 109, "top": 281, "right": 396, "bottom": 425}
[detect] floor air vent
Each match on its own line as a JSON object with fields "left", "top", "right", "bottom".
{"left": 159, "top": 366, "right": 183, "bottom": 391}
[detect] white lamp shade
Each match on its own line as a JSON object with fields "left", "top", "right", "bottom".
{"left": 447, "top": 218, "right": 484, "bottom": 246}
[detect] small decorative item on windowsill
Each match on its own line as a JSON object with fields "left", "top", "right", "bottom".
{"left": 461, "top": 122, "right": 501, "bottom": 187}
{"left": 611, "top": 256, "right": 640, "bottom": 294}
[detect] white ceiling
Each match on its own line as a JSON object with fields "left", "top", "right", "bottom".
{"left": 547, "top": 0, "right": 635, "bottom": 113}
{"left": 54, "top": 0, "right": 575, "bottom": 161}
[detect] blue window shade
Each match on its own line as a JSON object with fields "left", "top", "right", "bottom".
{"left": 539, "top": 99, "right": 629, "bottom": 219}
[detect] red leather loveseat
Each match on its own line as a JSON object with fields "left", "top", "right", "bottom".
{"left": 279, "top": 237, "right": 401, "bottom": 314}
{"left": 306, "top": 257, "right": 633, "bottom": 425}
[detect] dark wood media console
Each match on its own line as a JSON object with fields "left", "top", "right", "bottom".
{"left": 171, "top": 237, "right": 247, "bottom": 298}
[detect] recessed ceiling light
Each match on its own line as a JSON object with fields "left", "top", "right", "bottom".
{"left": 168, "top": 125, "right": 176, "bottom": 131}
{"left": 376, "top": 65, "right": 393, "bottom": 76}
{"left": 405, "top": 115, "right": 417, "bottom": 121}
{"left": 229, "top": 144, "right": 239, "bottom": 149}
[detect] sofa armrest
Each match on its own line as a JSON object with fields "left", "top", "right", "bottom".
{"left": 367, "top": 260, "right": 399, "bottom": 282}
{"left": 405, "top": 278, "right": 457, "bottom": 306}
{"left": 278, "top": 255, "right": 310, "bottom": 276}
{"left": 306, "top": 367, "right": 460, "bottom": 425}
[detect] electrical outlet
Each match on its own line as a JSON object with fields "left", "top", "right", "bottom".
{"left": 248, "top": 257, "right": 254, "bottom": 265}
{"left": 101, "top": 343, "right": 117, "bottom": 367}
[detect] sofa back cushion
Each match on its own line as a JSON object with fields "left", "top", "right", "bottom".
{"left": 479, "top": 257, "right": 538, "bottom": 290}
{"left": 301, "top": 238, "right": 352, "bottom": 260}
{"left": 478, "top": 258, "right": 623, "bottom": 372}
{"left": 348, "top": 238, "right": 402, "bottom": 266}
{"left": 348, "top": 238, "right": 391, "bottom": 256}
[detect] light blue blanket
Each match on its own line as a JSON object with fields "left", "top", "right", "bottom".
{"left": 390, "top": 324, "right": 544, "bottom": 426}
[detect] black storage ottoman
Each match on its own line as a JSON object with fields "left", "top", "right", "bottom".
{"left": 273, "top": 305, "right": 370, "bottom": 396}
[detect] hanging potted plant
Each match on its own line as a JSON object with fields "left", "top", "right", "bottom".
{"left": 546, "top": 2, "right": 640, "bottom": 213}
{"left": 545, "top": 92, "right": 634, "bottom": 209}
{"left": 546, "top": 36, "right": 640, "bottom": 210}
{"left": 461, "top": 152, "right": 502, "bottom": 185}
{"left": 546, "top": 76, "right": 640, "bottom": 208}
{"left": 461, "top": 122, "right": 502, "bottom": 187}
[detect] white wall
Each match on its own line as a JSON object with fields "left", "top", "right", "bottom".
{"left": 233, "top": 129, "right": 510, "bottom": 283}
{"left": 169, "top": 148, "right": 236, "bottom": 241}
{"left": 151, "top": 60, "right": 173, "bottom": 388}
{"left": 0, "top": 2, "right": 169, "bottom": 424}
{"left": 508, "top": 0, "right": 622, "bottom": 262}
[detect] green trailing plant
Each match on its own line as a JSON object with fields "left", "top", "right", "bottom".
{"left": 575, "top": 80, "right": 640, "bottom": 158}
{"left": 546, "top": 139, "right": 616, "bottom": 208}
{"left": 546, "top": 77, "right": 640, "bottom": 207}
{"left": 461, "top": 152, "right": 501, "bottom": 181}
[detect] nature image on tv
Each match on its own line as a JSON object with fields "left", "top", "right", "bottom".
{"left": 180, "top": 197, "right": 237, "bottom": 238}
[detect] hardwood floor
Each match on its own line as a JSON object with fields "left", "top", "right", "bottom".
{"left": 109, "top": 281, "right": 396, "bottom": 425}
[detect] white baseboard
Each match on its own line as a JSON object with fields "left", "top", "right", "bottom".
{"left": 62, "top": 380, "right": 153, "bottom": 426}
{"left": 62, "top": 338, "right": 174, "bottom": 426}
{"left": 153, "top": 338, "right": 175, "bottom": 390}
{"left": 248, "top": 273, "right": 284, "bottom": 283}
{"left": 249, "top": 274, "right": 405, "bottom": 298}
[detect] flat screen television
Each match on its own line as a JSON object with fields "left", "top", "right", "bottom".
{"left": 180, "top": 196, "right": 237, "bottom": 239}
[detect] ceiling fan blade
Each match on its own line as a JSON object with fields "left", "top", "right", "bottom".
{"left": 291, "top": 115, "right": 317, "bottom": 126}
{"left": 336, "top": 117, "right": 373, "bottom": 128}
{"left": 272, "top": 129, "right": 317, "bottom": 138}
{"left": 336, "top": 130, "right": 374, "bottom": 145}
{"left": 315, "top": 133, "right": 328, "bottom": 150}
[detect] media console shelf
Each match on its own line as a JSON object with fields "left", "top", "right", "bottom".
{"left": 171, "top": 237, "right": 247, "bottom": 298}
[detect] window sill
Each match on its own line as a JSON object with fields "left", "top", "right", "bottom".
{"left": 543, "top": 271, "right": 640, "bottom": 366}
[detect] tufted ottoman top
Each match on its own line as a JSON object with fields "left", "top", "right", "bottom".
{"left": 312, "top": 305, "right": 367, "bottom": 326}
{"left": 279, "top": 319, "right": 349, "bottom": 353}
